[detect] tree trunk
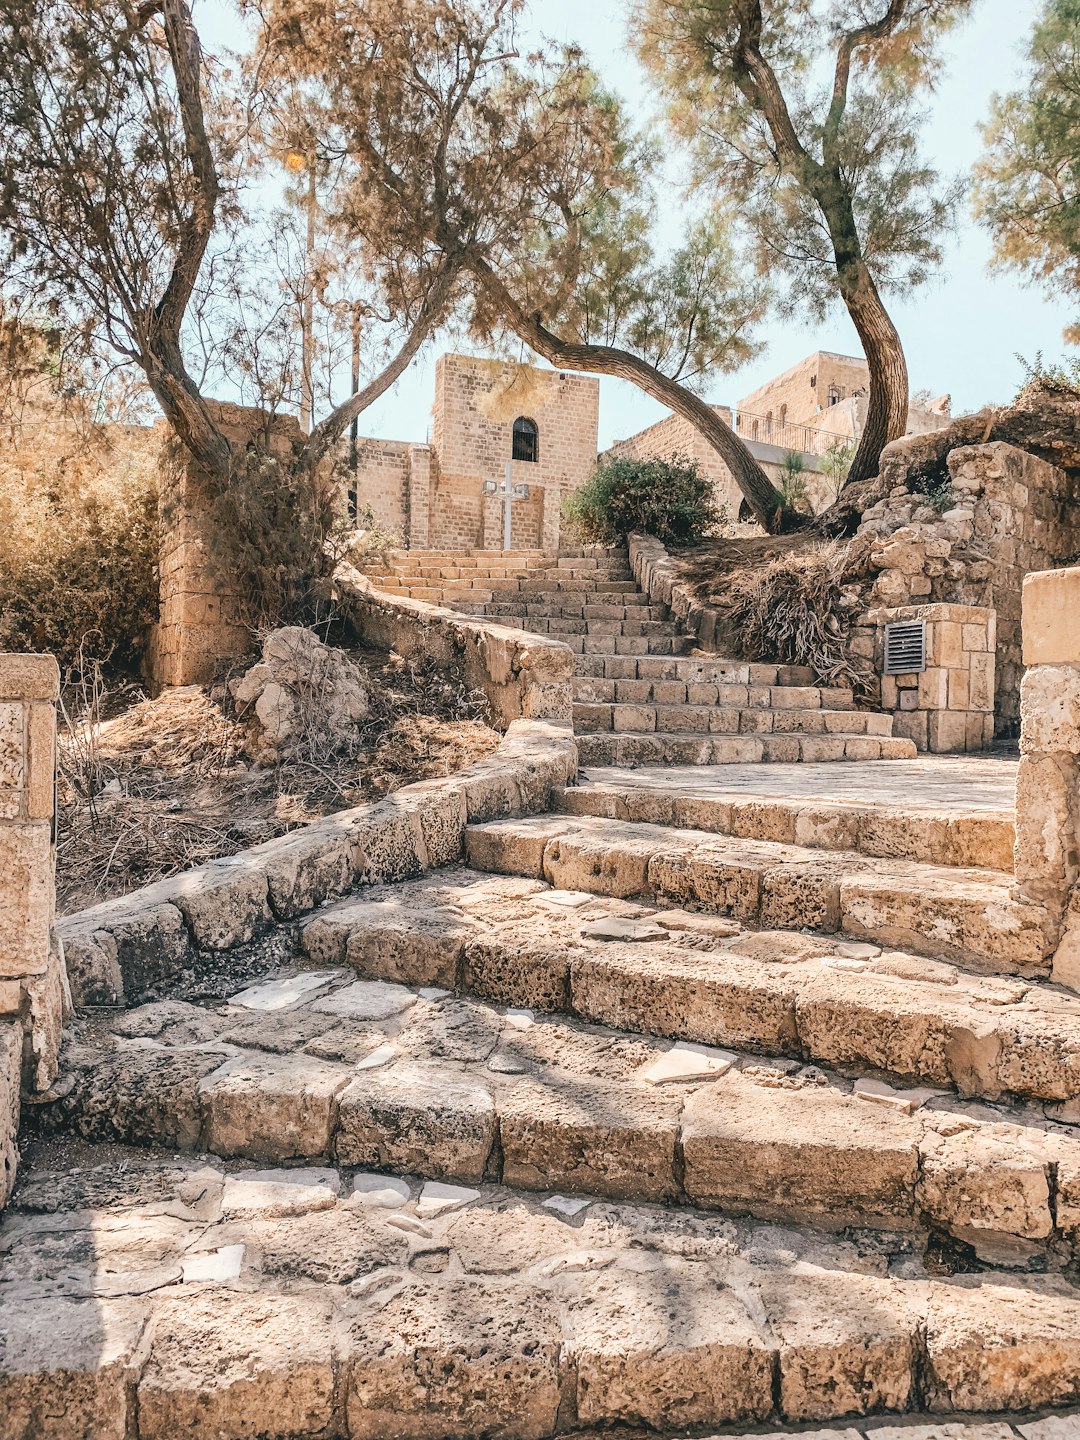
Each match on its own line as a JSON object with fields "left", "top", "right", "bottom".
{"left": 472, "top": 262, "right": 804, "bottom": 534}
{"left": 838, "top": 261, "right": 909, "bottom": 487}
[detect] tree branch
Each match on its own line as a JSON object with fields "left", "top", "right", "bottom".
{"left": 825, "top": 0, "right": 908, "bottom": 160}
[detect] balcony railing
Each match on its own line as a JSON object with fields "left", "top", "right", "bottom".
{"left": 734, "top": 409, "right": 854, "bottom": 458}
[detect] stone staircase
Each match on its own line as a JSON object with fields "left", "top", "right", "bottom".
{"left": 360, "top": 546, "right": 917, "bottom": 764}
{"left": 13, "top": 738, "right": 1080, "bottom": 1435}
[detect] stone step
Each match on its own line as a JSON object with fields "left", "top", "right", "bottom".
{"left": 573, "top": 677, "right": 857, "bottom": 710}
{"left": 7, "top": 1146, "right": 1080, "bottom": 1440}
{"left": 489, "top": 578, "right": 642, "bottom": 595}
{"left": 463, "top": 815, "right": 1052, "bottom": 974}
{"left": 559, "top": 634, "right": 697, "bottom": 656}
{"left": 293, "top": 869, "right": 1080, "bottom": 1110}
{"left": 572, "top": 703, "right": 889, "bottom": 737}
{"left": 558, "top": 779, "right": 1016, "bottom": 872}
{"left": 458, "top": 599, "right": 662, "bottom": 618}
{"left": 34, "top": 963, "right": 1080, "bottom": 1261}
{"left": 573, "top": 654, "right": 818, "bottom": 686}
{"left": 575, "top": 732, "right": 917, "bottom": 766}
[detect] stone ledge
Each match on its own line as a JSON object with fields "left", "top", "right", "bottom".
{"left": 58, "top": 718, "right": 578, "bottom": 1007}
{"left": 333, "top": 560, "right": 574, "bottom": 728}
{"left": 1023, "top": 567, "right": 1080, "bottom": 666}
{"left": 0, "top": 653, "right": 60, "bottom": 702}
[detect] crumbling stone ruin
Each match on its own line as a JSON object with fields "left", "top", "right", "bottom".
{"left": 6, "top": 536, "right": 1080, "bottom": 1437}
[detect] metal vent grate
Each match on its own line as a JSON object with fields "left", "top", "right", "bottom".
{"left": 883, "top": 620, "right": 927, "bottom": 676}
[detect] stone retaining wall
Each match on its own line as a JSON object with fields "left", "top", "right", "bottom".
{"left": 0, "top": 653, "right": 69, "bottom": 1208}
{"left": 59, "top": 717, "right": 577, "bottom": 1010}
{"left": 850, "top": 603, "right": 996, "bottom": 753}
{"left": 1015, "top": 566, "right": 1080, "bottom": 991}
{"left": 628, "top": 533, "right": 720, "bottom": 651}
{"left": 332, "top": 558, "right": 574, "bottom": 728}
{"left": 860, "top": 440, "right": 1080, "bottom": 733}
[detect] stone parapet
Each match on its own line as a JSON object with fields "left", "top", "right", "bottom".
{"left": 628, "top": 534, "right": 719, "bottom": 651}
{"left": 852, "top": 603, "right": 996, "bottom": 754}
{"left": 0, "top": 652, "right": 70, "bottom": 1208}
{"left": 332, "top": 559, "right": 574, "bottom": 728}
{"left": 58, "top": 715, "right": 577, "bottom": 1009}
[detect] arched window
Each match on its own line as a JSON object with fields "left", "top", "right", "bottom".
{"left": 512, "top": 416, "right": 539, "bottom": 463}
{"left": 751, "top": 419, "right": 759, "bottom": 440}
{"left": 765, "top": 410, "right": 773, "bottom": 437}
{"left": 779, "top": 404, "right": 788, "bottom": 430}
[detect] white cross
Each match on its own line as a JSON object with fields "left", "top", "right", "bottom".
{"left": 483, "top": 461, "right": 530, "bottom": 551}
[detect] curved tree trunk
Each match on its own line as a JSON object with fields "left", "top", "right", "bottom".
{"left": 472, "top": 261, "right": 805, "bottom": 534}
{"left": 838, "top": 262, "right": 909, "bottom": 487}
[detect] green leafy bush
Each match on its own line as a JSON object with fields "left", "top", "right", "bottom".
{"left": 563, "top": 455, "right": 722, "bottom": 546}
{"left": 0, "top": 458, "right": 159, "bottom": 674}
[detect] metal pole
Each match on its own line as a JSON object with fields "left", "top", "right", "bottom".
{"left": 503, "top": 460, "right": 512, "bottom": 552}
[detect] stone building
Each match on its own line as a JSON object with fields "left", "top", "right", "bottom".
{"left": 346, "top": 354, "right": 599, "bottom": 551}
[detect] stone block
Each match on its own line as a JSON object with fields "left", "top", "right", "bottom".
{"left": 1023, "top": 567, "right": 1080, "bottom": 665}
{"left": 0, "top": 702, "right": 24, "bottom": 793}
{"left": 199, "top": 1052, "right": 352, "bottom": 1161}
{"left": 336, "top": 1061, "right": 496, "bottom": 1182}
{"left": 934, "top": 621, "right": 964, "bottom": 668}
{"left": 1020, "top": 664, "right": 1080, "bottom": 754}
{"left": 564, "top": 1264, "right": 773, "bottom": 1429}
{"left": 947, "top": 669, "right": 970, "bottom": 711}
{"left": 345, "top": 1278, "right": 563, "bottom": 1440}
{"left": 26, "top": 701, "right": 55, "bottom": 819}
{"left": 0, "top": 1019, "right": 19, "bottom": 1209}
{"left": 0, "top": 652, "right": 60, "bottom": 701}
{"left": 138, "top": 1292, "right": 336, "bottom": 1440}
{"left": 0, "top": 1296, "right": 148, "bottom": 1440}
{"left": 918, "top": 667, "right": 949, "bottom": 710}
{"left": 929, "top": 710, "right": 971, "bottom": 754}
{"left": 917, "top": 1125, "right": 1053, "bottom": 1258}
{"left": 1014, "top": 753, "right": 1079, "bottom": 903}
{"left": 169, "top": 856, "right": 271, "bottom": 950}
{"left": 0, "top": 824, "right": 52, "bottom": 978}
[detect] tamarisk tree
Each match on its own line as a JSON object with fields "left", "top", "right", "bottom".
{"left": 254, "top": 0, "right": 804, "bottom": 531}
{"left": 632, "top": 0, "right": 971, "bottom": 487}
{"left": 0, "top": 0, "right": 457, "bottom": 524}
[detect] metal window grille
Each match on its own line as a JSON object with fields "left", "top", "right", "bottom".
{"left": 511, "top": 416, "right": 538, "bottom": 463}
{"left": 883, "top": 620, "right": 927, "bottom": 675}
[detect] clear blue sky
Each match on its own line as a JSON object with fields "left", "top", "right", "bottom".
{"left": 199, "top": 0, "right": 1068, "bottom": 449}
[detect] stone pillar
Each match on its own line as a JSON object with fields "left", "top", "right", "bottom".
{"left": 149, "top": 404, "right": 303, "bottom": 689}
{"left": 406, "top": 445, "right": 432, "bottom": 549}
{"left": 1015, "top": 567, "right": 1080, "bottom": 990}
{"left": 539, "top": 484, "right": 562, "bottom": 553}
{"left": 0, "top": 653, "right": 69, "bottom": 1208}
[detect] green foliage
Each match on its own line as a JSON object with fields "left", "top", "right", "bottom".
{"left": 975, "top": 0, "right": 1080, "bottom": 339}
{"left": 819, "top": 441, "right": 858, "bottom": 501}
{"left": 777, "top": 450, "right": 811, "bottom": 512}
{"left": 1015, "top": 350, "right": 1080, "bottom": 399}
{"left": 197, "top": 445, "right": 339, "bottom": 630}
{"left": 0, "top": 462, "right": 159, "bottom": 674}
{"left": 562, "top": 455, "right": 722, "bottom": 546}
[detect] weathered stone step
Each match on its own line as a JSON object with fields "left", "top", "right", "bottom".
{"left": 572, "top": 703, "right": 890, "bottom": 737}
{"left": 7, "top": 1146, "right": 1080, "bottom": 1439}
{"left": 464, "top": 815, "right": 1052, "bottom": 974}
{"left": 573, "top": 676, "right": 857, "bottom": 710}
{"left": 35, "top": 968, "right": 1080, "bottom": 1260}
{"left": 559, "top": 634, "right": 697, "bottom": 656}
{"left": 558, "top": 778, "right": 1016, "bottom": 872}
{"left": 296, "top": 870, "right": 1080, "bottom": 1109}
{"left": 576, "top": 732, "right": 917, "bottom": 765}
{"left": 487, "top": 617, "right": 687, "bottom": 639}
{"left": 573, "top": 654, "right": 818, "bottom": 686}
{"left": 458, "top": 599, "right": 662, "bottom": 619}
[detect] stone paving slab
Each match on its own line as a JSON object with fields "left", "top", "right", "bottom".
{"left": 577, "top": 758, "right": 1019, "bottom": 815}
{"left": 5, "top": 1142, "right": 1080, "bottom": 1438}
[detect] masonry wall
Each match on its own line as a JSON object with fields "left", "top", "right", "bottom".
{"left": 345, "top": 438, "right": 410, "bottom": 539}
{"left": 0, "top": 652, "right": 67, "bottom": 1210}
{"left": 860, "top": 440, "right": 1080, "bottom": 733}
{"left": 150, "top": 404, "right": 304, "bottom": 689}
{"left": 737, "top": 352, "right": 871, "bottom": 430}
{"left": 429, "top": 355, "right": 600, "bottom": 551}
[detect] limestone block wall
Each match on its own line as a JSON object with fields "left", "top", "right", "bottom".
{"left": 0, "top": 653, "right": 69, "bottom": 1209}
{"left": 850, "top": 604, "right": 996, "bottom": 753}
{"left": 151, "top": 404, "right": 304, "bottom": 689}
{"left": 429, "top": 354, "right": 599, "bottom": 552}
{"left": 860, "top": 441, "right": 1080, "bottom": 734}
{"left": 1015, "top": 568, "right": 1080, "bottom": 992}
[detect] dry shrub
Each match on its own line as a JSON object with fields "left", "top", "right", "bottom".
{"left": 699, "top": 536, "right": 875, "bottom": 693}
{"left": 0, "top": 452, "right": 158, "bottom": 673}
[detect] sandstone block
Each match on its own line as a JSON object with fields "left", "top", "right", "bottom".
{"left": 0, "top": 1296, "right": 148, "bottom": 1440}
{"left": 917, "top": 1125, "right": 1053, "bottom": 1258}
{"left": 757, "top": 1269, "right": 918, "bottom": 1420}
{"left": 499, "top": 1073, "right": 678, "bottom": 1203}
{"left": 0, "top": 824, "right": 52, "bottom": 977}
{"left": 681, "top": 1075, "right": 918, "bottom": 1226}
{"left": 249, "top": 818, "right": 357, "bottom": 919}
{"left": 1023, "top": 567, "right": 1080, "bottom": 665}
{"left": 925, "top": 1277, "right": 1080, "bottom": 1411}
{"left": 564, "top": 1264, "right": 773, "bottom": 1428}
{"left": 336, "top": 1061, "right": 496, "bottom": 1181}
{"left": 0, "top": 652, "right": 60, "bottom": 701}
{"left": 1014, "top": 753, "right": 1079, "bottom": 901}
{"left": 26, "top": 701, "right": 56, "bottom": 820}
{"left": 0, "top": 1020, "right": 19, "bottom": 1210}
{"left": 344, "top": 1278, "right": 563, "bottom": 1440}
{"left": 138, "top": 1292, "right": 336, "bottom": 1440}
{"left": 199, "top": 1052, "right": 352, "bottom": 1161}
{"left": 169, "top": 857, "right": 270, "bottom": 950}
{"left": 1021, "top": 664, "right": 1080, "bottom": 754}
{"left": 59, "top": 899, "right": 190, "bottom": 1004}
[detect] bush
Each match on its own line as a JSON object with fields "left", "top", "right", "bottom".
{"left": 0, "top": 455, "right": 159, "bottom": 674}
{"left": 562, "top": 455, "right": 722, "bottom": 546}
